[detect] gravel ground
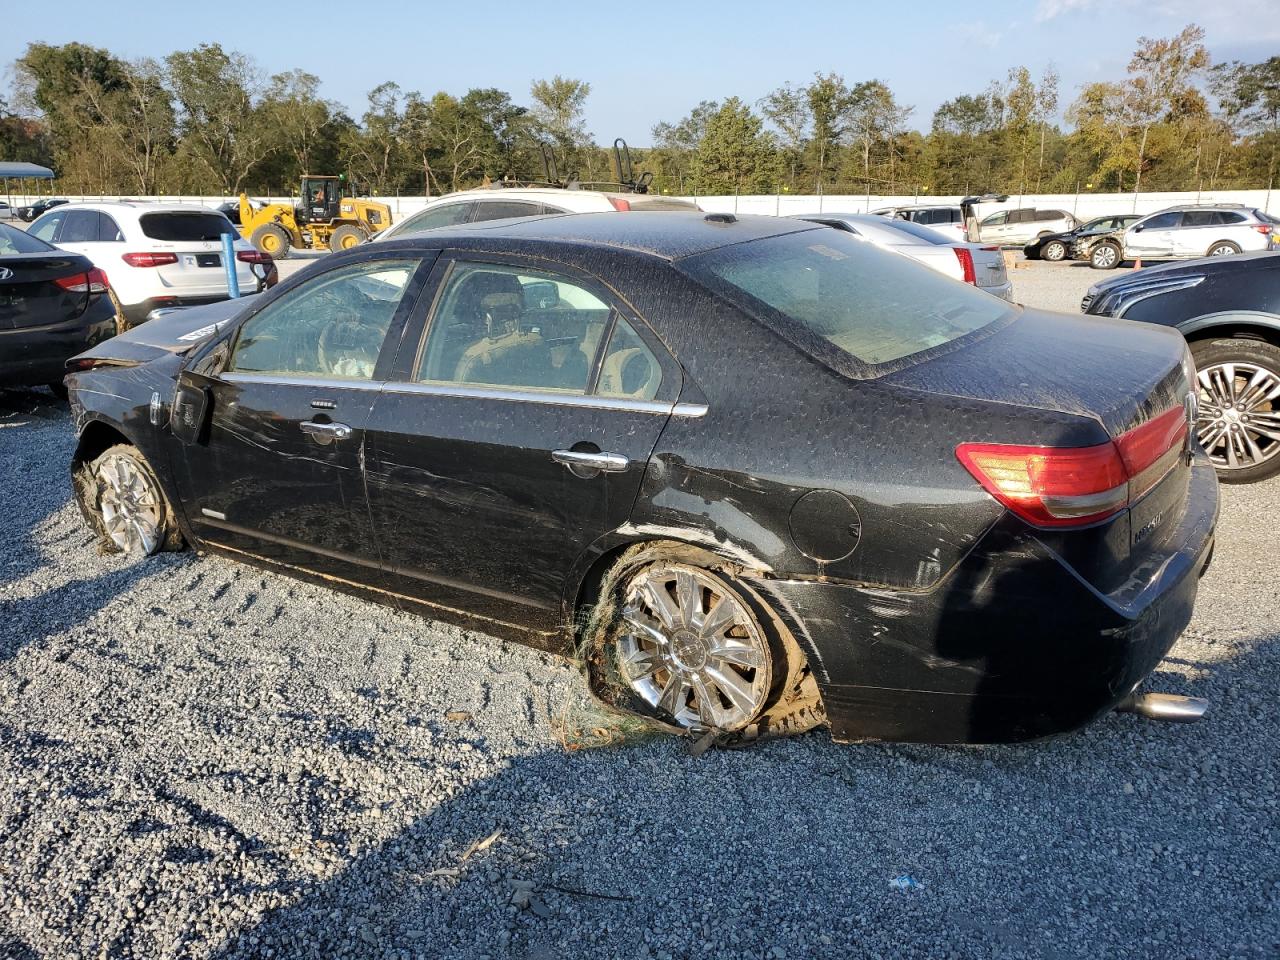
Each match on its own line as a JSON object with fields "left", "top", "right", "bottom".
{"left": 2, "top": 257, "right": 1278, "bottom": 959}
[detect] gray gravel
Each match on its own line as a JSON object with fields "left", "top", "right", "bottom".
{"left": 2, "top": 257, "right": 1278, "bottom": 958}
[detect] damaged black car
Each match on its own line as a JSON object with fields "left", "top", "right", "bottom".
{"left": 65, "top": 212, "right": 1218, "bottom": 744}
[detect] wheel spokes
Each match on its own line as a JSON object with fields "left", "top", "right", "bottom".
{"left": 675, "top": 570, "right": 701, "bottom": 629}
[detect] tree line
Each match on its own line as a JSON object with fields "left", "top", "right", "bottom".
{"left": 1, "top": 26, "right": 1276, "bottom": 200}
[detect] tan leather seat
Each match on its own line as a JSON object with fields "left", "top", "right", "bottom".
{"left": 453, "top": 291, "right": 552, "bottom": 386}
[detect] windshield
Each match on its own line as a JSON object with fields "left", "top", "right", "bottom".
{"left": 680, "top": 228, "right": 1014, "bottom": 370}
{"left": 140, "top": 212, "right": 236, "bottom": 242}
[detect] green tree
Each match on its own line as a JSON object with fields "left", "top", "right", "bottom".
{"left": 760, "top": 82, "right": 809, "bottom": 189}
{"left": 805, "top": 72, "right": 856, "bottom": 192}
{"left": 1124, "top": 24, "right": 1211, "bottom": 193}
{"left": 529, "top": 75, "right": 592, "bottom": 175}
{"left": 690, "top": 97, "right": 781, "bottom": 194}
{"left": 1213, "top": 56, "right": 1280, "bottom": 180}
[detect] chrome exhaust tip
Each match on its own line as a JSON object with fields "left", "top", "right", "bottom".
{"left": 1115, "top": 692, "right": 1208, "bottom": 723}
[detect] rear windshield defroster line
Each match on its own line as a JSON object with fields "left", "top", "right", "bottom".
{"left": 677, "top": 228, "right": 1017, "bottom": 378}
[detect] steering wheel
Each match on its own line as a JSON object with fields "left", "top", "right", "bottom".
{"left": 317, "top": 313, "right": 384, "bottom": 378}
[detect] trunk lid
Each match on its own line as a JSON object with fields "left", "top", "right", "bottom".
{"left": 0, "top": 252, "right": 96, "bottom": 328}
{"left": 967, "top": 244, "right": 1008, "bottom": 290}
{"left": 136, "top": 212, "right": 257, "bottom": 294}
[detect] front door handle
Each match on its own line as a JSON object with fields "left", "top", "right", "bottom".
{"left": 552, "top": 449, "right": 630, "bottom": 473}
{"left": 300, "top": 420, "right": 353, "bottom": 444}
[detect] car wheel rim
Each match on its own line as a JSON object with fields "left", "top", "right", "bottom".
{"left": 1096, "top": 247, "right": 1117, "bottom": 267}
{"left": 1211, "top": 245, "right": 1236, "bottom": 256}
{"left": 1046, "top": 243, "right": 1065, "bottom": 261}
{"left": 1196, "top": 361, "right": 1280, "bottom": 471}
{"left": 97, "top": 454, "right": 161, "bottom": 554}
{"left": 616, "top": 564, "right": 770, "bottom": 731}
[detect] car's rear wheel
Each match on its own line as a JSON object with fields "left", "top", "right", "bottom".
{"left": 251, "top": 224, "right": 291, "bottom": 260}
{"left": 1208, "top": 241, "right": 1241, "bottom": 257}
{"left": 1091, "top": 241, "right": 1122, "bottom": 269}
{"left": 1191, "top": 338, "right": 1280, "bottom": 483}
{"left": 86, "top": 444, "right": 182, "bottom": 555}
{"left": 582, "top": 542, "right": 822, "bottom": 737}
{"left": 1042, "top": 239, "right": 1067, "bottom": 262}
{"left": 328, "top": 224, "right": 366, "bottom": 253}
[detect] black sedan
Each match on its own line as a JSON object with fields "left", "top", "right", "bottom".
{"left": 18, "top": 197, "right": 68, "bottom": 222}
{"left": 0, "top": 222, "right": 117, "bottom": 396}
{"left": 1084, "top": 250, "right": 1280, "bottom": 483}
{"left": 65, "top": 213, "right": 1217, "bottom": 745}
{"left": 1024, "top": 214, "right": 1141, "bottom": 262}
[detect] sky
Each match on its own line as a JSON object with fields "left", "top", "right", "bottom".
{"left": 4, "top": 0, "right": 1277, "bottom": 145}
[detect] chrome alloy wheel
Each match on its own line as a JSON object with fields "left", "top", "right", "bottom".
{"left": 1197, "top": 361, "right": 1280, "bottom": 471}
{"left": 97, "top": 453, "right": 162, "bottom": 554}
{"left": 617, "top": 564, "right": 771, "bottom": 731}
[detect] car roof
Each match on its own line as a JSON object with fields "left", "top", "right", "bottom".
{"left": 384, "top": 211, "right": 819, "bottom": 261}
{"left": 37, "top": 201, "right": 227, "bottom": 218}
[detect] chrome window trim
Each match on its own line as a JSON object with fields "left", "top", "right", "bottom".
{"left": 218, "top": 372, "right": 708, "bottom": 418}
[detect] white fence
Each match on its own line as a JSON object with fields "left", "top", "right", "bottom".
{"left": 4, "top": 189, "right": 1276, "bottom": 222}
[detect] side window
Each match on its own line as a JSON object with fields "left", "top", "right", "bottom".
{"left": 416, "top": 262, "right": 612, "bottom": 394}
{"left": 470, "top": 200, "right": 542, "bottom": 222}
{"left": 1220, "top": 211, "right": 1246, "bottom": 224}
{"left": 597, "top": 317, "right": 661, "bottom": 401}
{"left": 397, "top": 203, "right": 472, "bottom": 236}
{"left": 1182, "top": 211, "right": 1215, "bottom": 227}
{"left": 29, "top": 211, "right": 65, "bottom": 243}
{"left": 229, "top": 259, "right": 418, "bottom": 380}
{"left": 99, "top": 213, "right": 124, "bottom": 242}
{"left": 1140, "top": 212, "right": 1181, "bottom": 230}
{"left": 59, "top": 210, "right": 101, "bottom": 243}
{"left": 982, "top": 212, "right": 1008, "bottom": 226}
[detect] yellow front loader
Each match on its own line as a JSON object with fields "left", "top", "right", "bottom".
{"left": 238, "top": 175, "right": 393, "bottom": 258}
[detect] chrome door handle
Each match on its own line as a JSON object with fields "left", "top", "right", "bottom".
{"left": 300, "top": 420, "right": 353, "bottom": 443}
{"left": 552, "top": 449, "right": 630, "bottom": 473}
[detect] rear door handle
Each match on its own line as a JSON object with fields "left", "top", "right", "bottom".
{"left": 300, "top": 420, "right": 353, "bottom": 444}
{"left": 551, "top": 449, "right": 630, "bottom": 473}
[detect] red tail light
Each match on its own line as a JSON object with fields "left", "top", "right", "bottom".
{"left": 1252, "top": 224, "right": 1272, "bottom": 235}
{"left": 953, "top": 247, "right": 977, "bottom": 284}
{"left": 122, "top": 252, "right": 178, "bottom": 268}
{"left": 236, "top": 250, "right": 273, "bottom": 265}
{"left": 608, "top": 197, "right": 632, "bottom": 211}
{"left": 55, "top": 268, "right": 110, "bottom": 294}
{"left": 956, "top": 406, "right": 1188, "bottom": 528}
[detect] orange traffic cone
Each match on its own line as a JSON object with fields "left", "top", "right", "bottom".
{"left": 1132, "top": 258, "right": 1142, "bottom": 270}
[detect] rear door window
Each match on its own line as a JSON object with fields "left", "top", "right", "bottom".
{"left": 681, "top": 228, "right": 1013, "bottom": 372}
{"left": 470, "top": 200, "right": 543, "bottom": 222}
{"left": 396, "top": 202, "right": 473, "bottom": 236}
{"left": 56, "top": 210, "right": 100, "bottom": 243}
{"left": 139, "top": 212, "right": 235, "bottom": 242}
{"left": 1181, "top": 211, "right": 1217, "bottom": 227}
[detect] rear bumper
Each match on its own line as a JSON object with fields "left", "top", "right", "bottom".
{"left": 982, "top": 280, "right": 1014, "bottom": 301}
{"left": 0, "top": 297, "right": 119, "bottom": 387}
{"left": 747, "top": 455, "right": 1219, "bottom": 744}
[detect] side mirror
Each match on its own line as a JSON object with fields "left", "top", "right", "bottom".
{"left": 170, "top": 370, "right": 216, "bottom": 445}
{"left": 1133, "top": 224, "right": 1144, "bottom": 232}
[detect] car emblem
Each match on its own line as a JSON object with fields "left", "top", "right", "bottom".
{"left": 0, "top": 267, "right": 12, "bottom": 280}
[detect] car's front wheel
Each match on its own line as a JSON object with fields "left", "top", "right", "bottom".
{"left": 85, "top": 444, "right": 182, "bottom": 555}
{"left": 1091, "top": 241, "right": 1122, "bottom": 269}
{"left": 1191, "top": 338, "right": 1280, "bottom": 483}
{"left": 582, "top": 543, "right": 822, "bottom": 737}
{"left": 1042, "top": 239, "right": 1067, "bottom": 262}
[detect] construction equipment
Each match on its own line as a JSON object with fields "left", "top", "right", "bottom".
{"left": 237, "top": 175, "right": 393, "bottom": 259}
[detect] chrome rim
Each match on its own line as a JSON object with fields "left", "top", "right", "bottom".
{"left": 1044, "top": 241, "right": 1066, "bottom": 261}
{"left": 1210, "top": 245, "right": 1237, "bottom": 257}
{"left": 97, "top": 453, "right": 161, "bottom": 554}
{"left": 1197, "top": 361, "right": 1280, "bottom": 470}
{"left": 617, "top": 564, "right": 770, "bottom": 731}
{"left": 1094, "top": 245, "right": 1118, "bottom": 268}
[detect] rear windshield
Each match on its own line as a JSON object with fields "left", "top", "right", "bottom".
{"left": 680, "top": 228, "right": 1013, "bottom": 370}
{"left": 139, "top": 212, "right": 236, "bottom": 242}
{"left": 873, "top": 218, "right": 954, "bottom": 244}
{"left": 0, "top": 222, "right": 55, "bottom": 255}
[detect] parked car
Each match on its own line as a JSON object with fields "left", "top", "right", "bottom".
{"left": 972, "top": 208, "right": 1078, "bottom": 247}
{"left": 215, "top": 198, "right": 265, "bottom": 229}
{"left": 28, "top": 202, "right": 277, "bottom": 328}
{"left": 1023, "top": 214, "right": 1141, "bottom": 262}
{"left": 376, "top": 186, "right": 700, "bottom": 242}
{"left": 18, "top": 198, "right": 68, "bottom": 222}
{"left": 794, "top": 213, "right": 1012, "bottom": 300}
{"left": 1083, "top": 251, "right": 1280, "bottom": 483}
{"left": 0, "top": 222, "right": 117, "bottom": 396}
{"left": 65, "top": 213, "right": 1215, "bottom": 745}
{"left": 1088, "top": 204, "right": 1280, "bottom": 269}
{"left": 868, "top": 204, "right": 968, "bottom": 242}
{"left": 0, "top": 201, "right": 21, "bottom": 221}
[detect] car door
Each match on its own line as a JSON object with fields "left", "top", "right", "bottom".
{"left": 174, "top": 254, "right": 434, "bottom": 583}
{"left": 363, "top": 253, "right": 681, "bottom": 636}
{"left": 1127, "top": 211, "right": 1180, "bottom": 258}
{"left": 977, "top": 211, "right": 1009, "bottom": 244}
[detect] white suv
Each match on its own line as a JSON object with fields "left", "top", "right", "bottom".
{"left": 375, "top": 186, "right": 699, "bottom": 242}
{"left": 870, "top": 204, "right": 968, "bottom": 242}
{"left": 1088, "top": 204, "right": 1280, "bottom": 268}
{"left": 27, "top": 202, "right": 275, "bottom": 327}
